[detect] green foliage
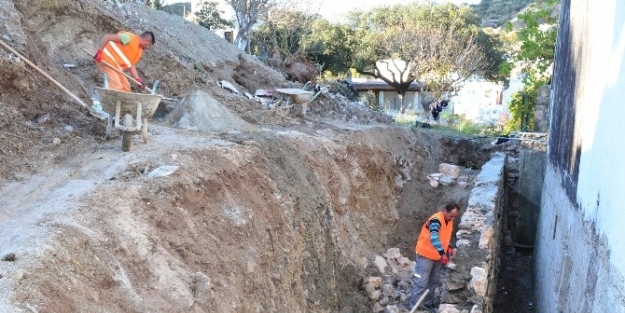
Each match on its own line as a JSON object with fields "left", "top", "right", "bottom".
{"left": 195, "top": 1, "right": 233, "bottom": 30}
{"left": 359, "top": 91, "right": 382, "bottom": 112}
{"left": 251, "top": 10, "right": 317, "bottom": 60}
{"left": 323, "top": 80, "right": 359, "bottom": 101}
{"left": 506, "top": 0, "right": 558, "bottom": 76}
{"left": 144, "top": 0, "right": 163, "bottom": 10}
{"left": 504, "top": 0, "right": 559, "bottom": 131}
{"left": 303, "top": 3, "right": 507, "bottom": 114}
{"left": 394, "top": 114, "right": 419, "bottom": 126}
{"left": 300, "top": 19, "right": 354, "bottom": 74}
{"left": 471, "top": 0, "right": 533, "bottom": 23}
{"left": 439, "top": 113, "right": 500, "bottom": 136}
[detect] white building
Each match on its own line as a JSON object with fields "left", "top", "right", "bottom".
{"left": 534, "top": 0, "right": 625, "bottom": 312}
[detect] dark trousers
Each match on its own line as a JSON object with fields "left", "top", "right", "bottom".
{"left": 409, "top": 254, "right": 442, "bottom": 308}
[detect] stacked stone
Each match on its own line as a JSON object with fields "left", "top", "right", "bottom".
{"left": 427, "top": 163, "right": 470, "bottom": 188}
{"left": 517, "top": 132, "right": 548, "bottom": 151}
{"left": 365, "top": 248, "right": 416, "bottom": 313}
{"left": 439, "top": 153, "right": 506, "bottom": 313}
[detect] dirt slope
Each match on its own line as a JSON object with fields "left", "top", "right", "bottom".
{"left": 0, "top": 122, "right": 490, "bottom": 313}
{"left": 0, "top": 1, "right": 495, "bottom": 312}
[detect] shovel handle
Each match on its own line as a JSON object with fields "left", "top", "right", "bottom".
{"left": 83, "top": 48, "right": 155, "bottom": 94}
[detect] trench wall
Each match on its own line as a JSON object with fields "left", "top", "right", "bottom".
{"left": 440, "top": 152, "right": 506, "bottom": 313}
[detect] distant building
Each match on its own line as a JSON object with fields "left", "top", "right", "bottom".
{"left": 451, "top": 78, "right": 505, "bottom": 124}
{"left": 350, "top": 79, "right": 422, "bottom": 113}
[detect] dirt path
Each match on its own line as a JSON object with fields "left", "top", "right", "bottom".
{"left": 0, "top": 124, "right": 227, "bottom": 310}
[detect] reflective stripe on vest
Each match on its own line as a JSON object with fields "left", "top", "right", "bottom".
{"left": 415, "top": 212, "right": 453, "bottom": 261}
{"left": 101, "top": 32, "right": 142, "bottom": 70}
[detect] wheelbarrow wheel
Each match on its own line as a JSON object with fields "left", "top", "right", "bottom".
{"left": 141, "top": 117, "right": 148, "bottom": 144}
{"left": 105, "top": 116, "right": 113, "bottom": 139}
{"left": 122, "top": 131, "right": 132, "bottom": 152}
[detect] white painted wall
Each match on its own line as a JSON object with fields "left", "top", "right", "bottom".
{"left": 452, "top": 79, "right": 505, "bottom": 124}
{"left": 535, "top": 0, "right": 625, "bottom": 312}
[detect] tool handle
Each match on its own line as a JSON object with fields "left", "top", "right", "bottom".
{"left": 0, "top": 39, "right": 106, "bottom": 119}
{"left": 409, "top": 289, "right": 430, "bottom": 313}
{"left": 83, "top": 48, "right": 155, "bottom": 94}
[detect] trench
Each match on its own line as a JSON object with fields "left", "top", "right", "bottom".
{"left": 8, "top": 126, "right": 515, "bottom": 313}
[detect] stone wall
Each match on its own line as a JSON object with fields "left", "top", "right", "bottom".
{"left": 533, "top": 85, "right": 551, "bottom": 133}
{"left": 440, "top": 152, "right": 506, "bottom": 313}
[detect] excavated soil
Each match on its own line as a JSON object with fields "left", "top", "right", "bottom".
{"left": 0, "top": 1, "right": 502, "bottom": 312}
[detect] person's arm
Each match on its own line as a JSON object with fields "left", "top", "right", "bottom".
{"left": 97, "top": 34, "right": 122, "bottom": 51}
{"left": 97, "top": 32, "right": 132, "bottom": 50}
{"left": 427, "top": 218, "right": 445, "bottom": 257}
{"left": 129, "top": 66, "right": 140, "bottom": 80}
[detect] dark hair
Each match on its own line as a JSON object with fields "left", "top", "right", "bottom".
{"left": 141, "top": 31, "right": 155, "bottom": 45}
{"left": 444, "top": 202, "right": 461, "bottom": 212}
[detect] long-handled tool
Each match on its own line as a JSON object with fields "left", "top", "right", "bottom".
{"left": 409, "top": 289, "right": 430, "bottom": 313}
{"left": 0, "top": 38, "right": 103, "bottom": 119}
{"left": 82, "top": 48, "right": 157, "bottom": 94}
{"left": 83, "top": 49, "right": 177, "bottom": 102}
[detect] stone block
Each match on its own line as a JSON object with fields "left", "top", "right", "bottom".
{"left": 469, "top": 267, "right": 487, "bottom": 296}
{"left": 385, "top": 248, "right": 402, "bottom": 260}
{"left": 439, "top": 304, "right": 461, "bottom": 313}
{"left": 470, "top": 304, "right": 483, "bottom": 313}
{"left": 439, "top": 163, "right": 460, "bottom": 179}
{"left": 191, "top": 272, "right": 212, "bottom": 305}
{"left": 369, "top": 290, "right": 382, "bottom": 301}
{"left": 374, "top": 255, "right": 388, "bottom": 273}
{"left": 478, "top": 226, "right": 494, "bottom": 250}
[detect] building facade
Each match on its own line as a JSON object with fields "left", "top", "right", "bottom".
{"left": 534, "top": 0, "right": 625, "bottom": 312}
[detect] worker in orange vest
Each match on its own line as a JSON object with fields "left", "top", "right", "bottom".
{"left": 93, "top": 31, "right": 155, "bottom": 92}
{"left": 408, "top": 202, "right": 460, "bottom": 311}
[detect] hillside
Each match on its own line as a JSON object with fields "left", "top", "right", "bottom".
{"left": 0, "top": 1, "right": 494, "bottom": 313}
{"left": 471, "top": 0, "right": 534, "bottom": 25}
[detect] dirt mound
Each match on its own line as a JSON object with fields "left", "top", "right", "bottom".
{"left": 166, "top": 90, "right": 258, "bottom": 133}
{"left": 0, "top": 2, "right": 486, "bottom": 313}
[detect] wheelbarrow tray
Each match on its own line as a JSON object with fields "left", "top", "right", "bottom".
{"left": 274, "top": 88, "right": 314, "bottom": 104}
{"left": 96, "top": 88, "right": 162, "bottom": 119}
{"left": 95, "top": 88, "right": 163, "bottom": 151}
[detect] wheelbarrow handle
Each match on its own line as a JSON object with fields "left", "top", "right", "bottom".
{"left": 83, "top": 48, "right": 155, "bottom": 94}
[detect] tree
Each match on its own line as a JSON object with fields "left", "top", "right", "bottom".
{"left": 143, "top": 0, "right": 163, "bottom": 10}
{"left": 302, "top": 18, "right": 354, "bottom": 74}
{"left": 307, "top": 3, "right": 506, "bottom": 113}
{"left": 195, "top": 1, "right": 233, "bottom": 31}
{"left": 225, "top": 0, "right": 274, "bottom": 52}
{"left": 504, "top": 0, "right": 559, "bottom": 131}
{"left": 251, "top": 9, "right": 315, "bottom": 60}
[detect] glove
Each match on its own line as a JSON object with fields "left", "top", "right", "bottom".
{"left": 135, "top": 77, "right": 145, "bottom": 90}
{"left": 93, "top": 49, "right": 103, "bottom": 62}
{"left": 447, "top": 247, "right": 456, "bottom": 258}
{"left": 441, "top": 254, "right": 450, "bottom": 265}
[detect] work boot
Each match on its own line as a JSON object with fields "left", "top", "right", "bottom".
{"left": 423, "top": 303, "right": 438, "bottom": 313}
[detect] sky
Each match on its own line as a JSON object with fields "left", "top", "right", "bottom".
{"left": 316, "top": 0, "right": 481, "bottom": 22}
{"left": 162, "top": 0, "right": 481, "bottom": 23}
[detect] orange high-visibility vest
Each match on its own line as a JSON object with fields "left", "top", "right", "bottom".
{"left": 102, "top": 32, "right": 143, "bottom": 70}
{"left": 415, "top": 212, "right": 453, "bottom": 261}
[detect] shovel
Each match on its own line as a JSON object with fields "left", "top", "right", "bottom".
{"left": 83, "top": 48, "right": 156, "bottom": 94}
{"left": 82, "top": 49, "right": 176, "bottom": 101}
{"left": 409, "top": 289, "right": 430, "bottom": 313}
{"left": 0, "top": 38, "right": 104, "bottom": 119}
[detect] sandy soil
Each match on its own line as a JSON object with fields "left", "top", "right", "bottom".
{"left": 0, "top": 1, "right": 506, "bottom": 312}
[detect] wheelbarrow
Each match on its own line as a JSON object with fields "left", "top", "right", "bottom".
{"left": 274, "top": 88, "right": 324, "bottom": 116}
{"left": 95, "top": 87, "right": 162, "bottom": 151}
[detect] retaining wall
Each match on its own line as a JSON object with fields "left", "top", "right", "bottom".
{"left": 440, "top": 152, "right": 506, "bottom": 313}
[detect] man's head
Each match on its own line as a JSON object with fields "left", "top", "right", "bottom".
{"left": 139, "top": 31, "right": 155, "bottom": 48}
{"left": 442, "top": 202, "right": 461, "bottom": 222}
